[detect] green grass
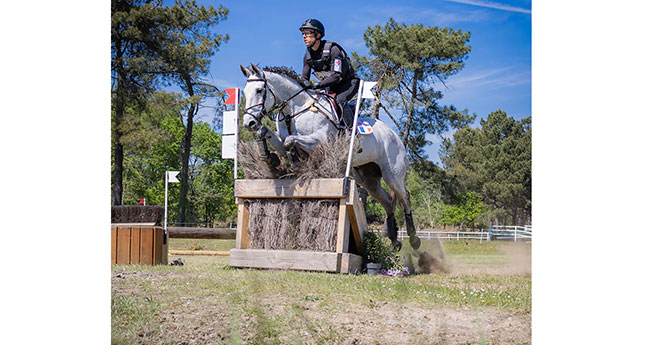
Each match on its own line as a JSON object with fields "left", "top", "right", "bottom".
{"left": 113, "top": 239, "right": 531, "bottom": 344}
{"left": 111, "top": 295, "right": 163, "bottom": 345}
{"left": 168, "top": 238, "right": 236, "bottom": 251}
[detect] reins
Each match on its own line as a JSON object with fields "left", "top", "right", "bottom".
{"left": 246, "top": 73, "right": 341, "bottom": 131}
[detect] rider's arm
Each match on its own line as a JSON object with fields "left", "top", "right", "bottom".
{"left": 302, "top": 57, "right": 311, "bottom": 80}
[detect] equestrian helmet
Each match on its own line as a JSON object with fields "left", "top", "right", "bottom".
{"left": 299, "top": 18, "right": 325, "bottom": 38}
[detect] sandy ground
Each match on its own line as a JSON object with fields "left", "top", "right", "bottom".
{"left": 112, "top": 243, "right": 531, "bottom": 345}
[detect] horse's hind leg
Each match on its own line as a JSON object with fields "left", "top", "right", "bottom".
{"left": 353, "top": 165, "right": 402, "bottom": 251}
{"left": 381, "top": 171, "right": 421, "bottom": 250}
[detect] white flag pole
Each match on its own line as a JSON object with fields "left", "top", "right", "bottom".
{"left": 344, "top": 80, "right": 365, "bottom": 178}
{"left": 164, "top": 171, "right": 169, "bottom": 232}
{"left": 234, "top": 87, "right": 240, "bottom": 180}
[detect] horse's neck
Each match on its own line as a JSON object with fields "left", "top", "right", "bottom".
{"left": 266, "top": 72, "right": 319, "bottom": 111}
{"left": 265, "top": 72, "right": 334, "bottom": 137}
{"left": 266, "top": 72, "right": 301, "bottom": 103}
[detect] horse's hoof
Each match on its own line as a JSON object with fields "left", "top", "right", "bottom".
{"left": 391, "top": 240, "right": 402, "bottom": 252}
{"left": 257, "top": 126, "right": 268, "bottom": 139}
{"left": 409, "top": 236, "right": 421, "bottom": 250}
{"left": 268, "top": 153, "right": 280, "bottom": 167}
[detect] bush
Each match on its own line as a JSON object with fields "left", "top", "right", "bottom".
{"left": 363, "top": 232, "right": 411, "bottom": 276}
{"left": 362, "top": 232, "right": 388, "bottom": 264}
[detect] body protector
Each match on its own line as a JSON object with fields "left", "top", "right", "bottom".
{"left": 303, "top": 40, "right": 357, "bottom": 90}
{"left": 302, "top": 40, "right": 360, "bottom": 128}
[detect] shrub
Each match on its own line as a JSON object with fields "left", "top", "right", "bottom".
{"left": 362, "top": 232, "right": 388, "bottom": 264}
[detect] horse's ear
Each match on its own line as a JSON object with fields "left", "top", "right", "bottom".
{"left": 240, "top": 64, "right": 252, "bottom": 78}
{"left": 250, "top": 63, "right": 263, "bottom": 76}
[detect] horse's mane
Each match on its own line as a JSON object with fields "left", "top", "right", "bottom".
{"left": 263, "top": 66, "right": 306, "bottom": 87}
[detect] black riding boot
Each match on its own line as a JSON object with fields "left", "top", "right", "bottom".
{"left": 341, "top": 104, "right": 354, "bottom": 129}
{"left": 405, "top": 212, "right": 421, "bottom": 250}
{"left": 386, "top": 213, "right": 402, "bottom": 252}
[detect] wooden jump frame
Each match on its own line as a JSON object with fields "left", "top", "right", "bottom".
{"left": 229, "top": 178, "right": 367, "bottom": 274}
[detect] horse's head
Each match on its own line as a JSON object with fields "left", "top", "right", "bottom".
{"left": 240, "top": 63, "right": 276, "bottom": 131}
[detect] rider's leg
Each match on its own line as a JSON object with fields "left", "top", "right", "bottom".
{"left": 333, "top": 78, "right": 359, "bottom": 128}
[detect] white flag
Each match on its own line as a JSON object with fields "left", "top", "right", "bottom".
{"left": 361, "top": 81, "right": 378, "bottom": 99}
{"left": 222, "top": 110, "right": 237, "bottom": 135}
{"left": 222, "top": 134, "right": 237, "bottom": 159}
{"left": 167, "top": 171, "right": 180, "bottom": 183}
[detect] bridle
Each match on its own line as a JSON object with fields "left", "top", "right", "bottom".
{"left": 244, "top": 73, "right": 339, "bottom": 130}
{"left": 244, "top": 76, "right": 278, "bottom": 123}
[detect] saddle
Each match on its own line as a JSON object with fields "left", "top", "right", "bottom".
{"left": 327, "top": 93, "right": 355, "bottom": 129}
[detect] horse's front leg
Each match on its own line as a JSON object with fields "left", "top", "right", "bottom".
{"left": 283, "top": 133, "right": 325, "bottom": 153}
{"left": 257, "top": 125, "right": 287, "bottom": 156}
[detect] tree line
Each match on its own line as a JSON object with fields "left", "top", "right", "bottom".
{"left": 111, "top": 0, "right": 531, "bottom": 228}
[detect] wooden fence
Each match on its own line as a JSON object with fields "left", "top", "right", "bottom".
{"left": 378, "top": 225, "right": 533, "bottom": 243}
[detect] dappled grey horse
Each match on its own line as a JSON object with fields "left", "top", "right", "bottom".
{"left": 239, "top": 63, "right": 420, "bottom": 251}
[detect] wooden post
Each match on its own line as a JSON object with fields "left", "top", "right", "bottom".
{"left": 116, "top": 227, "right": 131, "bottom": 265}
{"left": 345, "top": 180, "right": 366, "bottom": 254}
{"left": 111, "top": 226, "right": 118, "bottom": 265}
{"left": 335, "top": 199, "right": 350, "bottom": 253}
{"left": 235, "top": 199, "right": 250, "bottom": 249}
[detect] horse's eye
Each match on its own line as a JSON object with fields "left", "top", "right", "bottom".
{"left": 255, "top": 88, "right": 263, "bottom": 94}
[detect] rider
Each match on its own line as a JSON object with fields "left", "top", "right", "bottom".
{"left": 299, "top": 18, "right": 360, "bottom": 129}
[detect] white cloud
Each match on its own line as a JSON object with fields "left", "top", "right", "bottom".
{"left": 446, "top": 0, "right": 531, "bottom": 14}
{"left": 347, "top": 5, "right": 492, "bottom": 29}
{"left": 444, "top": 66, "right": 530, "bottom": 90}
{"left": 204, "top": 77, "right": 237, "bottom": 90}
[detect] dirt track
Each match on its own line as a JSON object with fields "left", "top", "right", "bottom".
{"left": 112, "top": 241, "right": 531, "bottom": 344}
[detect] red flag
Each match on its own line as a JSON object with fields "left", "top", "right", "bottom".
{"left": 224, "top": 88, "right": 237, "bottom": 105}
{"left": 138, "top": 198, "right": 145, "bottom": 205}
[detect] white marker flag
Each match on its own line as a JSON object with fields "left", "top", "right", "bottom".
{"left": 361, "top": 81, "right": 378, "bottom": 99}
{"left": 166, "top": 171, "right": 180, "bottom": 183}
{"left": 222, "top": 134, "right": 237, "bottom": 159}
{"left": 222, "top": 110, "right": 237, "bottom": 135}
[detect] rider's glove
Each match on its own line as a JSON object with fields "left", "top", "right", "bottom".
{"left": 301, "top": 79, "right": 313, "bottom": 89}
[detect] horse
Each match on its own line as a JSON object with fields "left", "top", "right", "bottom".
{"left": 239, "top": 63, "right": 421, "bottom": 251}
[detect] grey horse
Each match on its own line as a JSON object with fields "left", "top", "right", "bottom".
{"left": 240, "top": 64, "right": 421, "bottom": 251}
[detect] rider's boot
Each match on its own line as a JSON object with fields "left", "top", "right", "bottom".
{"left": 342, "top": 104, "right": 354, "bottom": 130}
{"left": 387, "top": 213, "right": 402, "bottom": 252}
{"left": 405, "top": 212, "right": 421, "bottom": 250}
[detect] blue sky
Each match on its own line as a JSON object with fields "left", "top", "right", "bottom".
{"left": 172, "top": 0, "right": 531, "bottom": 164}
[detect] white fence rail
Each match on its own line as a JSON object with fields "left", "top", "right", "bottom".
{"left": 376, "top": 225, "right": 532, "bottom": 243}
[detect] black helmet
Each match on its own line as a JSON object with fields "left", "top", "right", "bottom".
{"left": 299, "top": 18, "right": 325, "bottom": 38}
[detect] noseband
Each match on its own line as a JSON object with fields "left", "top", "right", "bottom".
{"left": 244, "top": 77, "right": 277, "bottom": 122}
